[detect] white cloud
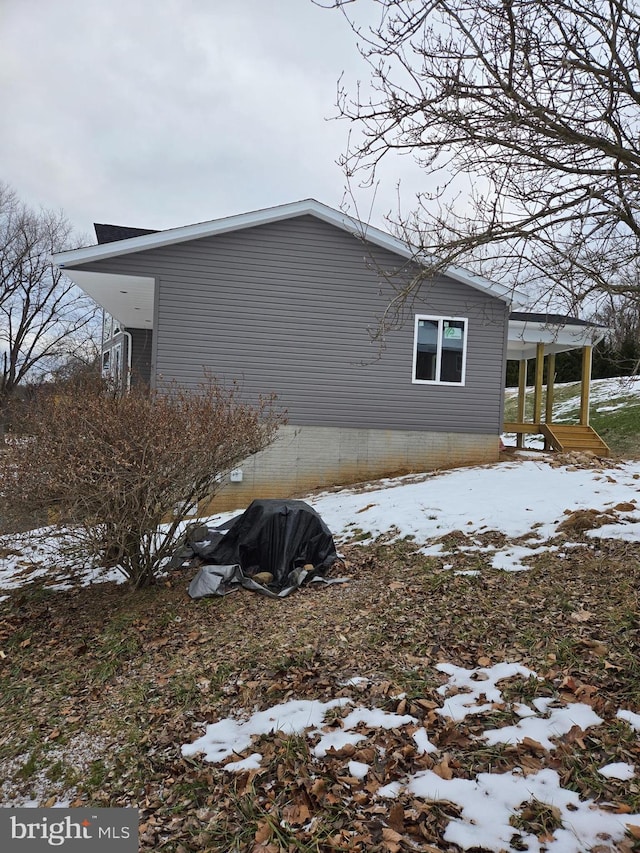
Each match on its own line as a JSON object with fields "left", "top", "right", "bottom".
{"left": 1, "top": 0, "right": 423, "bottom": 237}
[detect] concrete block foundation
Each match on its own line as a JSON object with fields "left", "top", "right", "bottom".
{"left": 204, "top": 425, "right": 500, "bottom": 513}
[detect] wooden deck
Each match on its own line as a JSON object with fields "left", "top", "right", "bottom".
{"left": 503, "top": 422, "right": 610, "bottom": 456}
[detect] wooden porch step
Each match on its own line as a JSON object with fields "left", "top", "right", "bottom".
{"left": 540, "top": 423, "right": 610, "bottom": 456}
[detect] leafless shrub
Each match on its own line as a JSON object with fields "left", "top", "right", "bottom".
{"left": 0, "top": 376, "right": 285, "bottom": 587}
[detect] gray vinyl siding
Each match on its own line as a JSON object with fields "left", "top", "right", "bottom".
{"left": 126, "top": 327, "right": 153, "bottom": 388}
{"left": 73, "top": 215, "right": 509, "bottom": 434}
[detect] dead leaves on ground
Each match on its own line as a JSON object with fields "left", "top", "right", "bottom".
{"left": 2, "top": 537, "right": 640, "bottom": 849}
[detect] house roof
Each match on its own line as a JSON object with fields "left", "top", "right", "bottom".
{"left": 55, "top": 201, "right": 605, "bottom": 356}
{"left": 53, "top": 199, "right": 530, "bottom": 314}
{"left": 509, "top": 311, "right": 606, "bottom": 329}
{"left": 94, "top": 223, "right": 159, "bottom": 244}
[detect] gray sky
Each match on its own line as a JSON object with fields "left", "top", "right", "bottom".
{"left": 1, "top": 0, "right": 422, "bottom": 244}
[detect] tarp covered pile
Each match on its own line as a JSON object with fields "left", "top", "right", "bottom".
{"left": 173, "top": 499, "right": 339, "bottom": 599}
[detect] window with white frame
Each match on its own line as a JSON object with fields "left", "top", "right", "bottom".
{"left": 412, "top": 315, "right": 467, "bottom": 385}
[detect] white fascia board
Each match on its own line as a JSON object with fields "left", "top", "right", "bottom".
{"left": 53, "top": 200, "right": 326, "bottom": 266}
{"left": 52, "top": 197, "right": 523, "bottom": 306}
{"left": 508, "top": 319, "right": 605, "bottom": 349}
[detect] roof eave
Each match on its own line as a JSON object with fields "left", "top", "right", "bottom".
{"left": 52, "top": 198, "right": 524, "bottom": 306}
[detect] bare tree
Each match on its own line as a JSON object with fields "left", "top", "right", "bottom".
{"left": 0, "top": 182, "right": 97, "bottom": 416}
{"left": 324, "top": 0, "right": 640, "bottom": 317}
{"left": 593, "top": 293, "right": 640, "bottom": 373}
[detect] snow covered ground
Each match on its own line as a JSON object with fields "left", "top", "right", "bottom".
{"left": 560, "top": 375, "right": 640, "bottom": 419}
{"left": 2, "top": 454, "right": 640, "bottom": 591}
{"left": 2, "top": 374, "right": 639, "bottom": 592}
{"left": 2, "top": 374, "right": 640, "bottom": 846}
{"left": 181, "top": 662, "right": 640, "bottom": 853}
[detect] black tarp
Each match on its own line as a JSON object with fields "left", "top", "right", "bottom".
{"left": 184, "top": 499, "right": 339, "bottom": 598}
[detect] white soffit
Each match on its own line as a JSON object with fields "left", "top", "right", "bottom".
{"left": 507, "top": 318, "right": 605, "bottom": 360}
{"left": 63, "top": 270, "right": 155, "bottom": 327}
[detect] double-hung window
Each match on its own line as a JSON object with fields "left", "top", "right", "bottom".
{"left": 412, "top": 315, "right": 467, "bottom": 385}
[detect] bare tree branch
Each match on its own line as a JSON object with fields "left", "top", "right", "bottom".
{"left": 324, "top": 0, "right": 640, "bottom": 313}
{"left": 0, "top": 182, "right": 97, "bottom": 415}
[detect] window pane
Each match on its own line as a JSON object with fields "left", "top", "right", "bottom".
{"left": 440, "top": 320, "right": 465, "bottom": 383}
{"left": 415, "top": 319, "right": 439, "bottom": 380}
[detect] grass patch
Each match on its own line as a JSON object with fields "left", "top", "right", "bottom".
{"left": 504, "top": 380, "right": 640, "bottom": 456}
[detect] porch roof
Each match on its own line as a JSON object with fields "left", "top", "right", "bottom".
{"left": 506, "top": 312, "right": 606, "bottom": 360}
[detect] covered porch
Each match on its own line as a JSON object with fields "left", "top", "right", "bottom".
{"left": 504, "top": 313, "right": 609, "bottom": 455}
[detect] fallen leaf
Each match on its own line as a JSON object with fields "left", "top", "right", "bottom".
{"left": 570, "top": 609, "right": 593, "bottom": 623}
{"left": 254, "top": 821, "right": 271, "bottom": 844}
{"left": 521, "top": 736, "right": 547, "bottom": 756}
{"left": 282, "top": 804, "right": 310, "bottom": 825}
{"left": 388, "top": 802, "right": 404, "bottom": 833}
{"left": 433, "top": 755, "right": 454, "bottom": 780}
{"left": 382, "top": 827, "right": 403, "bottom": 852}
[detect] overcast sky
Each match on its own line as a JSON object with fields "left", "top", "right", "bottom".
{"left": 1, "top": 0, "right": 424, "bottom": 245}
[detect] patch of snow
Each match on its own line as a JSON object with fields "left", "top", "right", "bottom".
{"left": 182, "top": 698, "right": 350, "bottom": 764}
{"left": 181, "top": 661, "right": 640, "bottom": 850}
{"left": 407, "top": 767, "right": 640, "bottom": 853}
{"left": 4, "top": 447, "right": 640, "bottom": 597}
{"left": 413, "top": 728, "right": 438, "bottom": 755}
{"left": 597, "top": 403, "right": 626, "bottom": 413}
{"left": 418, "top": 543, "right": 445, "bottom": 556}
{"left": 483, "top": 703, "right": 603, "bottom": 750}
{"left": 491, "top": 544, "right": 557, "bottom": 572}
{"left": 0, "top": 735, "right": 108, "bottom": 807}
{"left": 513, "top": 703, "right": 537, "bottom": 718}
{"left": 313, "top": 730, "right": 366, "bottom": 758}
{"left": 587, "top": 521, "right": 640, "bottom": 541}
{"left": 306, "top": 458, "right": 640, "bottom": 549}
{"left": 599, "top": 762, "right": 635, "bottom": 780}
{"left": 348, "top": 760, "right": 370, "bottom": 779}
{"left": 501, "top": 432, "right": 545, "bottom": 450}
{"left": 376, "top": 781, "right": 402, "bottom": 799}
{"left": 436, "top": 662, "right": 538, "bottom": 721}
{"left": 341, "top": 676, "right": 369, "bottom": 687}
{"left": 617, "top": 709, "right": 640, "bottom": 731}
{"left": 341, "top": 708, "right": 417, "bottom": 730}
{"left": 224, "top": 753, "right": 262, "bottom": 773}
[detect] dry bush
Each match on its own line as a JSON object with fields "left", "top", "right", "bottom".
{"left": 1, "top": 376, "right": 285, "bottom": 587}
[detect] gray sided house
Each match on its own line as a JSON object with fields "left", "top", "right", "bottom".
{"left": 52, "top": 200, "right": 602, "bottom": 511}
